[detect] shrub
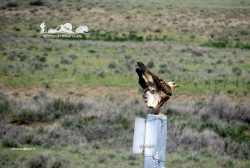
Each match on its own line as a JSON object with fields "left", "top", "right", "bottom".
{"left": 227, "top": 59, "right": 233, "bottom": 65}
{"left": 39, "top": 56, "right": 46, "bottom": 63}
{"left": 19, "top": 133, "right": 34, "bottom": 145}
{"left": 206, "top": 94, "right": 233, "bottom": 120}
{"left": 108, "top": 61, "right": 117, "bottom": 69}
{"left": 97, "top": 155, "right": 106, "bottom": 163}
{"left": 1, "top": 139, "right": 19, "bottom": 148}
{"left": 232, "top": 67, "right": 242, "bottom": 76}
{"left": 88, "top": 49, "right": 96, "bottom": 53}
{"left": 114, "top": 113, "right": 129, "bottom": 130}
{"left": 29, "top": 0, "right": 44, "bottom": 6}
{"left": 61, "top": 117, "right": 74, "bottom": 128}
{"left": 19, "top": 54, "right": 27, "bottom": 61}
{"left": 6, "top": 2, "right": 18, "bottom": 8}
{"left": 46, "top": 126, "right": 86, "bottom": 146}
{"left": 51, "top": 160, "right": 63, "bottom": 168}
{"left": 25, "top": 155, "right": 47, "bottom": 168}
{"left": 203, "top": 41, "right": 228, "bottom": 48}
{"left": 158, "top": 64, "right": 171, "bottom": 74}
{"left": 217, "top": 156, "right": 233, "bottom": 167}
{"left": 21, "top": 154, "right": 69, "bottom": 168}
{"left": 234, "top": 104, "right": 250, "bottom": 124}
{"left": 128, "top": 31, "right": 143, "bottom": 41}
{"left": 224, "top": 133, "right": 250, "bottom": 160}
{"left": 146, "top": 60, "right": 154, "bottom": 68}
{"left": 207, "top": 69, "right": 213, "bottom": 74}
{"left": 154, "top": 28, "right": 161, "bottom": 33}
{"left": 34, "top": 62, "right": 44, "bottom": 70}
{"left": 8, "top": 97, "right": 85, "bottom": 124}
{"left": 168, "top": 122, "right": 225, "bottom": 157}
{"left": 36, "top": 127, "right": 44, "bottom": 134}
{"left": 30, "top": 136, "right": 42, "bottom": 146}
{"left": 0, "top": 92, "right": 9, "bottom": 114}
{"left": 60, "top": 58, "right": 71, "bottom": 65}
{"left": 84, "top": 123, "right": 115, "bottom": 142}
{"left": 104, "top": 34, "right": 113, "bottom": 41}
{"left": 47, "top": 98, "right": 84, "bottom": 115}
{"left": 54, "top": 64, "right": 60, "bottom": 69}
{"left": 192, "top": 50, "right": 203, "bottom": 57}
{"left": 49, "top": 157, "right": 69, "bottom": 168}
{"left": 97, "top": 69, "right": 107, "bottom": 77}
{"left": 0, "top": 121, "right": 26, "bottom": 143}
{"left": 205, "top": 94, "right": 250, "bottom": 123}
{"left": 6, "top": 51, "right": 17, "bottom": 61}
{"left": 12, "top": 109, "right": 36, "bottom": 124}
{"left": 68, "top": 53, "right": 77, "bottom": 60}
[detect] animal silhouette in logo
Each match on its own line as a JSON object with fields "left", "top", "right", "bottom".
{"left": 40, "top": 22, "right": 46, "bottom": 33}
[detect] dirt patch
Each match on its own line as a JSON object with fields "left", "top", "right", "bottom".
{"left": 20, "top": 121, "right": 55, "bottom": 131}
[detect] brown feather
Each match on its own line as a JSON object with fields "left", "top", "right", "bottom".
{"left": 157, "top": 93, "right": 170, "bottom": 108}
{"left": 136, "top": 61, "right": 173, "bottom": 113}
{"left": 153, "top": 75, "right": 172, "bottom": 96}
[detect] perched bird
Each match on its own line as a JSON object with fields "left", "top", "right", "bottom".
{"left": 136, "top": 61, "right": 179, "bottom": 114}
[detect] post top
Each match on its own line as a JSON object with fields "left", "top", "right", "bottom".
{"left": 147, "top": 114, "right": 167, "bottom": 120}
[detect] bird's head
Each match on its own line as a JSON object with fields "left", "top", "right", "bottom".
{"left": 167, "top": 82, "right": 179, "bottom": 91}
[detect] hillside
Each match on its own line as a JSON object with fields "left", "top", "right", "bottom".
{"left": 0, "top": 0, "right": 250, "bottom": 167}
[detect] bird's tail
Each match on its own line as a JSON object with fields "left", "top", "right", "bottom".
{"left": 137, "top": 62, "right": 148, "bottom": 72}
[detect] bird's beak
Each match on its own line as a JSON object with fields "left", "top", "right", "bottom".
{"left": 175, "top": 84, "right": 179, "bottom": 88}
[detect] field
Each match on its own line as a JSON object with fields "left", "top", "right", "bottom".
{"left": 0, "top": 0, "right": 250, "bottom": 167}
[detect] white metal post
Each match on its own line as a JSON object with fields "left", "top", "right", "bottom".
{"left": 144, "top": 114, "right": 167, "bottom": 168}
{"left": 132, "top": 114, "right": 168, "bottom": 168}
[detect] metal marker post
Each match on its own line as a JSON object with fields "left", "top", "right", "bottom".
{"left": 133, "top": 117, "right": 146, "bottom": 154}
{"left": 144, "top": 114, "right": 167, "bottom": 168}
{"left": 132, "top": 114, "right": 167, "bottom": 168}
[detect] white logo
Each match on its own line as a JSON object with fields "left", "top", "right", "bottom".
{"left": 39, "top": 22, "right": 89, "bottom": 38}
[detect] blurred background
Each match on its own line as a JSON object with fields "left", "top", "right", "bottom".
{"left": 0, "top": 0, "right": 249, "bottom": 167}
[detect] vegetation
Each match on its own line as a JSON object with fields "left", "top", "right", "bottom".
{"left": 0, "top": 92, "right": 249, "bottom": 167}
{"left": 0, "top": 0, "right": 250, "bottom": 167}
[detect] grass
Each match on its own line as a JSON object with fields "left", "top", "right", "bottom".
{"left": 1, "top": 145, "right": 250, "bottom": 168}
{"left": 1, "top": 38, "right": 249, "bottom": 95}
{"left": 1, "top": 0, "right": 250, "bottom": 167}
{"left": 0, "top": 146, "right": 143, "bottom": 168}
{"left": 0, "top": 92, "right": 249, "bottom": 166}
{"left": 1, "top": 0, "right": 250, "bottom": 46}
{"left": 202, "top": 41, "right": 250, "bottom": 50}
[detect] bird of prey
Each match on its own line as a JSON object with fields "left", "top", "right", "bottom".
{"left": 136, "top": 61, "right": 179, "bottom": 114}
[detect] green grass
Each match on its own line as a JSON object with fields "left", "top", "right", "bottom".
{"left": 1, "top": 1, "right": 250, "bottom": 167}
{"left": 0, "top": 146, "right": 143, "bottom": 168}
{"left": 1, "top": 37, "right": 249, "bottom": 95}
{"left": 167, "top": 152, "right": 250, "bottom": 168}
{"left": 1, "top": 145, "right": 250, "bottom": 168}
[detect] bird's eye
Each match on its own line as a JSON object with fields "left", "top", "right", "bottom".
{"left": 173, "top": 82, "right": 175, "bottom": 85}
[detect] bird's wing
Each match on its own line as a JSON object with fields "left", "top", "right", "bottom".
{"left": 136, "top": 61, "right": 172, "bottom": 96}
{"left": 154, "top": 77, "right": 172, "bottom": 96}
{"left": 157, "top": 91, "right": 170, "bottom": 108}
{"left": 135, "top": 68, "right": 148, "bottom": 89}
{"left": 136, "top": 62, "right": 157, "bottom": 90}
{"left": 143, "top": 90, "right": 170, "bottom": 109}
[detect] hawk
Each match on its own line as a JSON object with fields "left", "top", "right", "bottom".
{"left": 136, "top": 62, "right": 179, "bottom": 114}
